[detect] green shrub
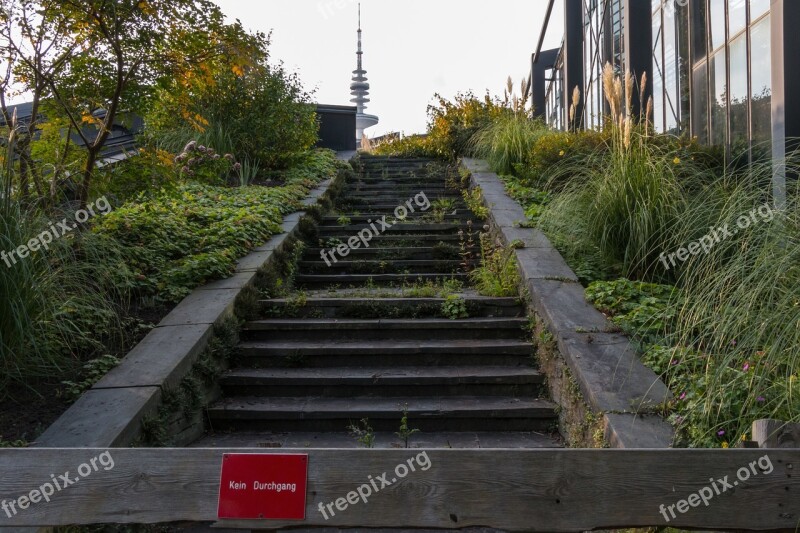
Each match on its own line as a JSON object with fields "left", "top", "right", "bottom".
{"left": 372, "top": 134, "right": 439, "bottom": 158}
{"left": 469, "top": 113, "right": 548, "bottom": 174}
{"left": 426, "top": 92, "right": 508, "bottom": 159}
{"left": 148, "top": 24, "right": 318, "bottom": 170}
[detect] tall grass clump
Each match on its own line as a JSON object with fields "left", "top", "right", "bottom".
{"left": 0, "top": 117, "right": 129, "bottom": 392}
{"left": 662, "top": 163, "right": 800, "bottom": 444}
{"left": 469, "top": 76, "right": 549, "bottom": 175}
{"left": 539, "top": 64, "right": 704, "bottom": 280}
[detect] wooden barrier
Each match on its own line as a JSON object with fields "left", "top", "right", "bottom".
{"left": 0, "top": 449, "right": 798, "bottom": 531}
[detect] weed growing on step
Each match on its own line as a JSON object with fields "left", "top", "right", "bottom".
{"left": 429, "top": 198, "right": 459, "bottom": 223}
{"left": 441, "top": 295, "right": 469, "bottom": 320}
{"left": 396, "top": 404, "right": 420, "bottom": 448}
{"left": 470, "top": 232, "right": 520, "bottom": 297}
{"left": 458, "top": 221, "right": 477, "bottom": 274}
{"left": 462, "top": 186, "right": 489, "bottom": 220}
{"left": 348, "top": 418, "right": 376, "bottom": 448}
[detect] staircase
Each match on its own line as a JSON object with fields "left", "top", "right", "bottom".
{"left": 197, "top": 156, "right": 561, "bottom": 449}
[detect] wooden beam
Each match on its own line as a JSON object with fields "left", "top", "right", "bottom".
{"left": 0, "top": 449, "right": 797, "bottom": 531}
{"left": 753, "top": 419, "right": 800, "bottom": 448}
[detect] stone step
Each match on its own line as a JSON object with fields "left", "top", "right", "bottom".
{"left": 335, "top": 205, "right": 479, "bottom": 214}
{"left": 321, "top": 214, "right": 470, "bottom": 224}
{"left": 241, "top": 317, "right": 529, "bottom": 342}
{"left": 345, "top": 184, "right": 453, "bottom": 191}
{"left": 295, "top": 272, "right": 470, "bottom": 289}
{"left": 303, "top": 246, "right": 462, "bottom": 261}
{"left": 317, "top": 234, "right": 478, "bottom": 246}
{"left": 219, "top": 366, "right": 544, "bottom": 397}
{"left": 206, "top": 396, "right": 558, "bottom": 432}
{"left": 299, "top": 259, "right": 467, "bottom": 275}
{"left": 236, "top": 339, "right": 533, "bottom": 368}
{"left": 339, "top": 187, "right": 453, "bottom": 194}
{"left": 317, "top": 223, "right": 467, "bottom": 235}
{"left": 191, "top": 430, "right": 563, "bottom": 449}
{"left": 261, "top": 296, "right": 524, "bottom": 319}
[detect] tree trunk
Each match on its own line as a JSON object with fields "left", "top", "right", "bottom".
{"left": 78, "top": 149, "right": 99, "bottom": 209}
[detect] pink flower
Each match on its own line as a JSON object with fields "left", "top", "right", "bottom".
{"left": 743, "top": 362, "right": 751, "bottom": 372}
{"left": 679, "top": 391, "right": 687, "bottom": 401}
{"left": 717, "top": 430, "right": 726, "bottom": 437}
{"left": 756, "top": 396, "right": 766, "bottom": 403}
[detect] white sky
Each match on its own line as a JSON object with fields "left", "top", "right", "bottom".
{"left": 212, "top": 0, "right": 564, "bottom": 137}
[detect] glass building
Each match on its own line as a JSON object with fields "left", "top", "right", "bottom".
{"left": 531, "top": 0, "right": 799, "bottom": 201}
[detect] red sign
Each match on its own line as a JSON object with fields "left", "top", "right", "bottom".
{"left": 217, "top": 454, "right": 308, "bottom": 520}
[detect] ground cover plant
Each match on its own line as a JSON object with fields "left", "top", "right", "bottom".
{"left": 0, "top": 0, "right": 335, "bottom": 442}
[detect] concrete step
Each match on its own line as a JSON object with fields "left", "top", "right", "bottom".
{"left": 191, "top": 430, "right": 563, "bottom": 449}
{"left": 261, "top": 296, "right": 524, "bottom": 319}
{"left": 303, "top": 246, "right": 462, "bottom": 261}
{"left": 299, "top": 259, "right": 468, "bottom": 275}
{"left": 241, "top": 317, "right": 529, "bottom": 342}
{"left": 317, "top": 223, "right": 468, "bottom": 235}
{"left": 206, "top": 396, "right": 558, "bottom": 432}
{"left": 321, "top": 214, "right": 470, "bottom": 224}
{"left": 295, "top": 272, "right": 470, "bottom": 289}
{"left": 219, "top": 366, "right": 544, "bottom": 397}
{"left": 236, "top": 338, "right": 534, "bottom": 368}
{"left": 316, "top": 234, "right": 478, "bottom": 247}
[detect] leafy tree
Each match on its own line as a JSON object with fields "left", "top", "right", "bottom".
{"left": 148, "top": 22, "right": 318, "bottom": 170}
{"left": 0, "top": 0, "right": 76, "bottom": 202}
{"left": 2, "top": 0, "right": 228, "bottom": 207}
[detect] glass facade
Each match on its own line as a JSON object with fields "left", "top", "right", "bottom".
{"left": 540, "top": 0, "right": 775, "bottom": 163}
{"left": 582, "top": 0, "right": 624, "bottom": 129}
{"left": 651, "top": 1, "right": 690, "bottom": 134}
{"left": 545, "top": 47, "right": 566, "bottom": 131}
{"left": 690, "top": 0, "right": 772, "bottom": 160}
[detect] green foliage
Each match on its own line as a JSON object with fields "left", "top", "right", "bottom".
{"left": 585, "top": 279, "right": 678, "bottom": 344}
{"left": 372, "top": 134, "right": 439, "bottom": 158}
{"left": 461, "top": 187, "right": 489, "bottom": 220}
{"left": 441, "top": 294, "right": 469, "bottom": 320}
{"left": 148, "top": 22, "right": 318, "bottom": 170}
{"left": 515, "top": 129, "right": 608, "bottom": 188}
{"left": 0, "top": 437, "right": 28, "bottom": 448}
{"left": 348, "top": 418, "right": 375, "bottom": 448}
{"left": 430, "top": 198, "right": 457, "bottom": 222}
{"left": 470, "top": 233, "right": 520, "bottom": 297}
{"left": 469, "top": 113, "right": 548, "bottom": 174}
{"left": 1, "top": 126, "right": 131, "bottom": 387}
{"left": 93, "top": 150, "right": 337, "bottom": 303}
{"left": 60, "top": 355, "right": 121, "bottom": 401}
{"left": 500, "top": 177, "right": 552, "bottom": 223}
{"left": 664, "top": 173, "right": 800, "bottom": 446}
{"left": 425, "top": 92, "right": 509, "bottom": 159}
{"left": 396, "top": 404, "right": 420, "bottom": 448}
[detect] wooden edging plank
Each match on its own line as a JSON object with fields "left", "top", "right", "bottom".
{"left": 0, "top": 449, "right": 797, "bottom": 531}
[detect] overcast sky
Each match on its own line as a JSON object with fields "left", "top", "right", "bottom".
{"left": 213, "top": 0, "right": 564, "bottom": 137}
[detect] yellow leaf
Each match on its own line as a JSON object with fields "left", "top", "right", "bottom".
{"left": 232, "top": 64, "right": 244, "bottom": 77}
